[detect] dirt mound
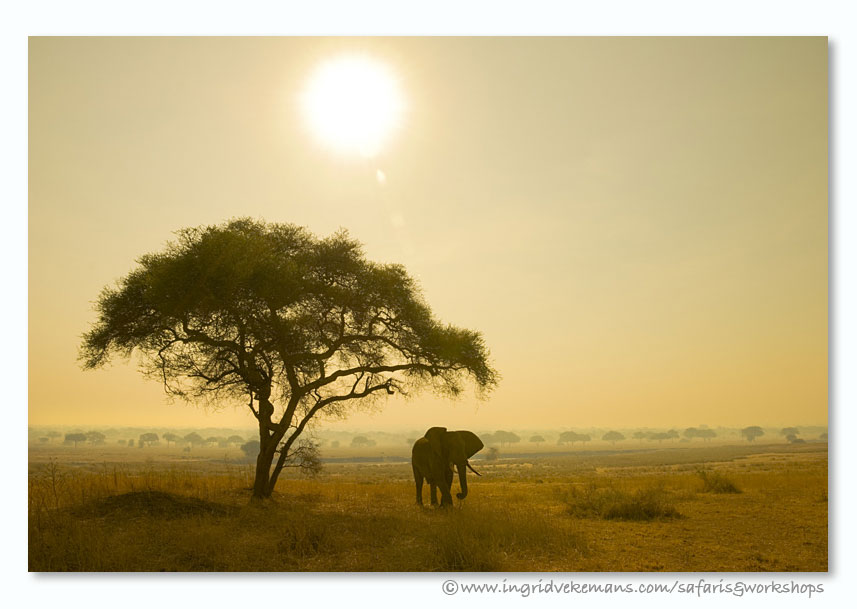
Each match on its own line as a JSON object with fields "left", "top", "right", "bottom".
{"left": 76, "top": 491, "right": 237, "bottom": 519}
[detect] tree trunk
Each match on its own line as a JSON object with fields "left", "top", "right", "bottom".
{"left": 251, "top": 393, "right": 280, "bottom": 500}
{"left": 252, "top": 445, "right": 277, "bottom": 500}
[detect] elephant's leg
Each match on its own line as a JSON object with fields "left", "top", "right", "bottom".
{"left": 430, "top": 482, "right": 439, "bottom": 506}
{"left": 440, "top": 466, "right": 454, "bottom": 507}
{"left": 413, "top": 466, "right": 424, "bottom": 505}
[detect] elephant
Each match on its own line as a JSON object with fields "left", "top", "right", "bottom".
{"left": 411, "top": 427, "right": 484, "bottom": 507}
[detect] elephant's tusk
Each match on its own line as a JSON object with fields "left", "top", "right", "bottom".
{"left": 466, "top": 461, "right": 482, "bottom": 477}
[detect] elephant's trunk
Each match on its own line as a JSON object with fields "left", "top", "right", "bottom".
{"left": 456, "top": 461, "right": 468, "bottom": 500}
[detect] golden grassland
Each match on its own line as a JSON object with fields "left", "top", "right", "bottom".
{"left": 28, "top": 442, "right": 828, "bottom": 572}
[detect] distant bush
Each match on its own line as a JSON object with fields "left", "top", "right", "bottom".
{"left": 184, "top": 432, "right": 203, "bottom": 447}
{"left": 240, "top": 441, "right": 260, "bottom": 461}
{"left": 86, "top": 431, "right": 106, "bottom": 445}
{"left": 564, "top": 483, "right": 681, "bottom": 521}
{"left": 139, "top": 432, "right": 159, "bottom": 447}
{"left": 486, "top": 447, "right": 500, "bottom": 461}
{"left": 557, "top": 431, "right": 590, "bottom": 446}
{"left": 602, "top": 431, "right": 625, "bottom": 445}
{"left": 696, "top": 469, "right": 741, "bottom": 494}
{"left": 492, "top": 431, "right": 521, "bottom": 447}
{"left": 64, "top": 433, "right": 87, "bottom": 447}
{"left": 741, "top": 426, "right": 765, "bottom": 442}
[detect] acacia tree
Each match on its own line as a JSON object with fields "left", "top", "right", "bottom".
{"left": 86, "top": 431, "right": 106, "bottom": 445}
{"left": 80, "top": 219, "right": 498, "bottom": 500}
{"left": 696, "top": 429, "right": 716, "bottom": 442}
{"left": 493, "top": 430, "right": 520, "bottom": 447}
{"left": 602, "top": 430, "right": 625, "bottom": 445}
{"left": 64, "top": 432, "right": 87, "bottom": 447}
{"left": 741, "top": 426, "right": 765, "bottom": 442}
{"left": 183, "top": 432, "right": 203, "bottom": 447}
{"left": 558, "top": 431, "right": 586, "bottom": 446}
{"left": 139, "top": 432, "right": 159, "bottom": 447}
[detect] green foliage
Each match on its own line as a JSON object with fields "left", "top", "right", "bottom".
{"left": 79, "top": 218, "right": 498, "bottom": 405}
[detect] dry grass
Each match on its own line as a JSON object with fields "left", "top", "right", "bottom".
{"left": 563, "top": 482, "right": 682, "bottom": 520}
{"left": 696, "top": 469, "right": 742, "bottom": 494}
{"left": 28, "top": 443, "right": 827, "bottom": 572}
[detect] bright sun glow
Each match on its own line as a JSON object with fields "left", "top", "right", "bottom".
{"left": 300, "top": 56, "right": 404, "bottom": 158}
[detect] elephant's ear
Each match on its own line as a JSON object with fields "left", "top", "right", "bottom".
{"left": 425, "top": 427, "right": 447, "bottom": 457}
{"left": 460, "top": 431, "right": 484, "bottom": 459}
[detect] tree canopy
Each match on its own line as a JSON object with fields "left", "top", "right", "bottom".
{"left": 602, "top": 431, "right": 625, "bottom": 444}
{"left": 741, "top": 426, "right": 765, "bottom": 442}
{"left": 64, "top": 433, "right": 86, "bottom": 447}
{"left": 557, "top": 431, "right": 590, "bottom": 445}
{"left": 492, "top": 430, "right": 520, "bottom": 446}
{"left": 80, "top": 219, "right": 498, "bottom": 498}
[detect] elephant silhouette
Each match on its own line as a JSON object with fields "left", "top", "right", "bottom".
{"left": 411, "top": 427, "right": 483, "bottom": 507}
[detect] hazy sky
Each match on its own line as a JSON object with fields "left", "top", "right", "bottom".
{"left": 28, "top": 37, "right": 827, "bottom": 430}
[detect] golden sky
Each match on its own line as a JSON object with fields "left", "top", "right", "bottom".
{"left": 28, "top": 37, "right": 827, "bottom": 430}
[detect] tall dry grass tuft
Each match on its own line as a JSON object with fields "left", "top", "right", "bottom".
{"left": 563, "top": 482, "right": 681, "bottom": 521}
{"left": 696, "top": 469, "right": 742, "bottom": 494}
{"left": 427, "top": 504, "right": 587, "bottom": 571}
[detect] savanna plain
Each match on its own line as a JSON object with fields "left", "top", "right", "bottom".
{"left": 28, "top": 439, "right": 827, "bottom": 572}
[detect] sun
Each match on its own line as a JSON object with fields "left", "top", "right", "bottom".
{"left": 300, "top": 55, "right": 405, "bottom": 158}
